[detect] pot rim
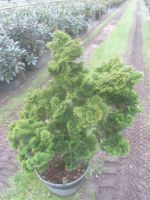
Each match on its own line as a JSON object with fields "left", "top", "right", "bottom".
{"left": 35, "top": 164, "right": 89, "bottom": 187}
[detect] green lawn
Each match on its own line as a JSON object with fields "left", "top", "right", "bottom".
{"left": 89, "top": 0, "right": 137, "bottom": 70}
{"left": 83, "top": 1, "right": 127, "bottom": 44}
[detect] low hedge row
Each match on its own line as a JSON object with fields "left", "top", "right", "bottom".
{"left": 0, "top": 0, "right": 126, "bottom": 83}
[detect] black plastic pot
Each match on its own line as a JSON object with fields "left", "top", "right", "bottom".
{"left": 36, "top": 166, "right": 88, "bottom": 196}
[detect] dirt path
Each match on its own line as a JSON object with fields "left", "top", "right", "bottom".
{"left": 82, "top": 0, "right": 150, "bottom": 199}
{"left": 0, "top": 4, "right": 128, "bottom": 191}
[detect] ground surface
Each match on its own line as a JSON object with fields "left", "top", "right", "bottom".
{"left": 0, "top": 0, "right": 150, "bottom": 199}
{"left": 82, "top": 0, "right": 150, "bottom": 199}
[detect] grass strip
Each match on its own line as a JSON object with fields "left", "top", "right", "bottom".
{"left": 89, "top": 0, "right": 137, "bottom": 70}
{"left": 0, "top": 170, "right": 81, "bottom": 200}
{"left": 0, "top": 67, "right": 50, "bottom": 124}
{"left": 83, "top": 2, "right": 127, "bottom": 44}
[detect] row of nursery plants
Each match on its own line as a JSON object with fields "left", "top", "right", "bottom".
{"left": 144, "top": 0, "right": 150, "bottom": 9}
{"left": 108, "top": 0, "right": 127, "bottom": 8}
{"left": 0, "top": 0, "right": 126, "bottom": 83}
{"left": 144, "top": 0, "right": 150, "bottom": 5}
{"left": 8, "top": 31, "right": 142, "bottom": 197}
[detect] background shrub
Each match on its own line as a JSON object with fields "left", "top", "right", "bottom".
{"left": 3, "top": 13, "right": 52, "bottom": 69}
{"left": 0, "top": 0, "right": 127, "bottom": 83}
{"left": 0, "top": 35, "right": 25, "bottom": 83}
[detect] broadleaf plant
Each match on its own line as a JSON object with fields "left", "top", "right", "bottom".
{"left": 0, "top": 35, "right": 25, "bottom": 83}
{"left": 0, "top": 0, "right": 126, "bottom": 83}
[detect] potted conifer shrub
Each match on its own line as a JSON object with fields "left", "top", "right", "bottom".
{"left": 8, "top": 31, "right": 142, "bottom": 197}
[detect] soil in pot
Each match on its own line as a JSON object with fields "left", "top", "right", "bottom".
{"left": 40, "top": 160, "right": 87, "bottom": 184}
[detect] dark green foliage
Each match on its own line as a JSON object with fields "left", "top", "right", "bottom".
{"left": 9, "top": 31, "right": 142, "bottom": 173}
{"left": 0, "top": 0, "right": 127, "bottom": 83}
{"left": 144, "top": 0, "right": 150, "bottom": 9}
{"left": 3, "top": 15, "right": 52, "bottom": 69}
{"left": 109, "top": 0, "right": 126, "bottom": 8}
{"left": 0, "top": 35, "right": 25, "bottom": 83}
